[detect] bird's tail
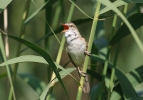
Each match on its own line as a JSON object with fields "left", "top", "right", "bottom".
{"left": 77, "top": 67, "right": 90, "bottom": 93}
{"left": 82, "top": 75, "right": 90, "bottom": 93}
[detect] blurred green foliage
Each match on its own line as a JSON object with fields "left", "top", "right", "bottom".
{"left": 0, "top": 0, "right": 143, "bottom": 100}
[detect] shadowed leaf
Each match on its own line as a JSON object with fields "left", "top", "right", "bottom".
{"left": 109, "top": 13, "right": 143, "bottom": 45}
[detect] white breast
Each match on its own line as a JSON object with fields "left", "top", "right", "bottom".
{"left": 64, "top": 30, "right": 86, "bottom": 66}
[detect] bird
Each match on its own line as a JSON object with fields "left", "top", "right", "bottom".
{"left": 61, "top": 22, "right": 90, "bottom": 93}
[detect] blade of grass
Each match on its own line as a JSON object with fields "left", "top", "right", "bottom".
{"left": 99, "top": 0, "right": 143, "bottom": 15}
{"left": 0, "top": 55, "right": 79, "bottom": 84}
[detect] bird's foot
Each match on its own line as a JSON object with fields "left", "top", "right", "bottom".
{"left": 79, "top": 70, "right": 87, "bottom": 77}
{"left": 84, "top": 51, "right": 91, "bottom": 56}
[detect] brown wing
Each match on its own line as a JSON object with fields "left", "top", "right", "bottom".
{"left": 67, "top": 53, "right": 77, "bottom": 68}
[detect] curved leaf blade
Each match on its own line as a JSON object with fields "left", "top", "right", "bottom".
{"left": 115, "top": 68, "right": 138, "bottom": 99}
{"left": 109, "top": 13, "right": 143, "bottom": 45}
{"left": 0, "top": 55, "right": 79, "bottom": 85}
{"left": 3, "top": 34, "right": 70, "bottom": 99}
{"left": 0, "top": 0, "right": 12, "bottom": 13}
{"left": 0, "top": 55, "right": 47, "bottom": 65}
{"left": 100, "top": 0, "right": 143, "bottom": 14}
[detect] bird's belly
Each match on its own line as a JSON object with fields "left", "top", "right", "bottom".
{"left": 67, "top": 41, "right": 86, "bottom": 66}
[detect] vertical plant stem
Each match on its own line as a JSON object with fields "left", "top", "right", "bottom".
{"left": 55, "top": 0, "right": 75, "bottom": 63}
{"left": 49, "top": 3, "right": 62, "bottom": 81}
{"left": 48, "top": 0, "right": 76, "bottom": 95}
{"left": 12, "top": 0, "right": 30, "bottom": 81}
{"left": 44, "top": 0, "right": 54, "bottom": 83}
{"left": 98, "top": 49, "right": 110, "bottom": 100}
{"left": 107, "top": 14, "right": 118, "bottom": 100}
{"left": 76, "top": 2, "right": 101, "bottom": 100}
{"left": 107, "top": 4, "right": 128, "bottom": 100}
{"left": 45, "top": 0, "right": 52, "bottom": 52}
{"left": 8, "top": 1, "right": 30, "bottom": 100}
{"left": 51, "top": 3, "right": 62, "bottom": 29}
{"left": 0, "top": 33, "right": 16, "bottom": 100}
{"left": 4, "top": 9, "right": 9, "bottom": 57}
{"left": 2, "top": 8, "right": 16, "bottom": 100}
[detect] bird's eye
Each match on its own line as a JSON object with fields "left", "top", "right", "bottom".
{"left": 70, "top": 25, "right": 73, "bottom": 27}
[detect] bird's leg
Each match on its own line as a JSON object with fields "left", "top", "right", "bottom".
{"left": 77, "top": 67, "right": 87, "bottom": 77}
{"left": 84, "top": 51, "right": 91, "bottom": 56}
{"left": 77, "top": 67, "right": 90, "bottom": 93}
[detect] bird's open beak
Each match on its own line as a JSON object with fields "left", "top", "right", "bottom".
{"left": 61, "top": 23, "right": 69, "bottom": 33}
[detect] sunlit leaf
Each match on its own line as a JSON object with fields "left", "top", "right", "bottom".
{"left": 0, "top": 55, "right": 78, "bottom": 84}
{"left": 127, "top": 65, "right": 143, "bottom": 87}
{"left": 135, "top": 83, "right": 143, "bottom": 97}
{"left": 0, "top": 0, "right": 12, "bottom": 13}
{"left": 110, "top": 88, "right": 122, "bottom": 100}
{"left": 0, "top": 55, "right": 47, "bottom": 66}
{"left": 100, "top": 0, "right": 143, "bottom": 14}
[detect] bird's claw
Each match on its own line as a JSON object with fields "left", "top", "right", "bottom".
{"left": 79, "top": 71, "right": 87, "bottom": 77}
{"left": 84, "top": 51, "right": 91, "bottom": 56}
